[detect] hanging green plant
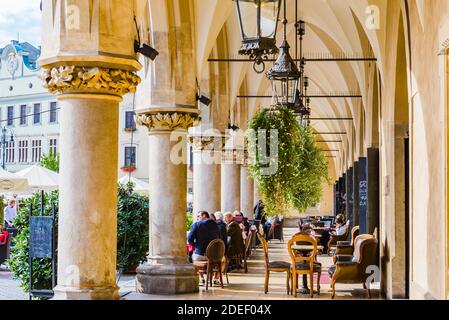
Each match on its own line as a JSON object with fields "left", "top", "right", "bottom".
{"left": 247, "top": 106, "right": 329, "bottom": 215}
{"left": 288, "top": 125, "right": 330, "bottom": 212}
{"left": 248, "top": 106, "right": 301, "bottom": 215}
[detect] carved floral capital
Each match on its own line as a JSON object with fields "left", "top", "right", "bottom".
{"left": 136, "top": 111, "right": 200, "bottom": 131}
{"left": 188, "top": 135, "right": 224, "bottom": 151}
{"left": 41, "top": 65, "right": 141, "bottom": 96}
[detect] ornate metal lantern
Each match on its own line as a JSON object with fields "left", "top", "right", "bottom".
{"left": 267, "top": 40, "right": 301, "bottom": 108}
{"left": 234, "top": 0, "right": 282, "bottom": 73}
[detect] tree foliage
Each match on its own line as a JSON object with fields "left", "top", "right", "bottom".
{"left": 248, "top": 106, "right": 330, "bottom": 215}
{"left": 40, "top": 152, "right": 60, "bottom": 172}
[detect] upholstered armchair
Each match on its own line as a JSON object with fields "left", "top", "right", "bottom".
{"left": 335, "top": 226, "right": 360, "bottom": 256}
{"left": 327, "top": 220, "right": 351, "bottom": 254}
{"left": 329, "top": 236, "right": 378, "bottom": 299}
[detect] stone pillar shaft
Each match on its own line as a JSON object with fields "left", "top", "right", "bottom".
{"left": 55, "top": 95, "right": 120, "bottom": 299}
{"left": 191, "top": 136, "right": 221, "bottom": 215}
{"left": 221, "top": 163, "right": 241, "bottom": 213}
{"left": 240, "top": 166, "right": 254, "bottom": 218}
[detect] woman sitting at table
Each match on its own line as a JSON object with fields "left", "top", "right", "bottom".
{"left": 319, "top": 214, "right": 346, "bottom": 253}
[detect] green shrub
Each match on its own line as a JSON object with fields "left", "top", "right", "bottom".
{"left": 7, "top": 183, "right": 150, "bottom": 294}
{"left": 6, "top": 191, "right": 59, "bottom": 294}
{"left": 117, "top": 182, "right": 149, "bottom": 271}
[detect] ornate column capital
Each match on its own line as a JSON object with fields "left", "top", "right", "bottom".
{"left": 188, "top": 134, "right": 224, "bottom": 152}
{"left": 41, "top": 66, "right": 141, "bottom": 97}
{"left": 222, "top": 149, "right": 246, "bottom": 165}
{"left": 136, "top": 108, "right": 200, "bottom": 132}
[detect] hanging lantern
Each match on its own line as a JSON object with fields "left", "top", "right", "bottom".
{"left": 267, "top": 40, "right": 301, "bottom": 108}
{"left": 234, "top": 0, "right": 282, "bottom": 73}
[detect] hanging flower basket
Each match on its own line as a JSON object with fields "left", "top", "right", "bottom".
{"left": 121, "top": 165, "right": 136, "bottom": 173}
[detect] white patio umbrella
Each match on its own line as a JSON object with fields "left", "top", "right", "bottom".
{"left": 16, "top": 165, "right": 59, "bottom": 192}
{"left": 0, "top": 168, "right": 29, "bottom": 193}
{"left": 118, "top": 175, "right": 150, "bottom": 195}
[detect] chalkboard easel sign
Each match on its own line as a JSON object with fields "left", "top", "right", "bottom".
{"left": 29, "top": 191, "right": 56, "bottom": 300}
{"left": 30, "top": 216, "right": 53, "bottom": 258}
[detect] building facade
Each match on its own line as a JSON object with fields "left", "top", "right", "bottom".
{"left": 0, "top": 41, "right": 150, "bottom": 181}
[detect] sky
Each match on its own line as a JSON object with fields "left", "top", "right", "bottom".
{"left": 0, "top": 0, "right": 42, "bottom": 47}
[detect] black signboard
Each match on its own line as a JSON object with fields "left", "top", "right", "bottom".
{"left": 358, "top": 157, "right": 368, "bottom": 234}
{"left": 346, "top": 167, "right": 354, "bottom": 229}
{"left": 30, "top": 216, "right": 53, "bottom": 259}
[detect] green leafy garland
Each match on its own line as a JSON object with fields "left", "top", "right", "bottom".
{"left": 248, "top": 106, "right": 329, "bottom": 215}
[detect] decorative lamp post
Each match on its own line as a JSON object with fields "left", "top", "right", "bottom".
{"left": 1, "top": 127, "right": 14, "bottom": 170}
{"left": 266, "top": 1, "right": 301, "bottom": 109}
{"left": 234, "top": 0, "right": 282, "bottom": 73}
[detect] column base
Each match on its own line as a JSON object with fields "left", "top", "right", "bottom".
{"left": 136, "top": 263, "right": 199, "bottom": 295}
{"left": 52, "top": 285, "right": 119, "bottom": 300}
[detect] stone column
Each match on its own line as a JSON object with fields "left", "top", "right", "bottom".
{"left": 221, "top": 148, "right": 242, "bottom": 213}
{"left": 221, "top": 163, "right": 241, "bottom": 213}
{"left": 40, "top": 68, "right": 140, "bottom": 300}
{"left": 135, "top": 109, "right": 199, "bottom": 294}
{"left": 190, "top": 134, "right": 222, "bottom": 215}
{"left": 367, "top": 149, "right": 380, "bottom": 234}
{"left": 240, "top": 165, "right": 254, "bottom": 219}
{"left": 39, "top": 0, "right": 141, "bottom": 299}
{"left": 353, "top": 161, "right": 359, "bottom": 227}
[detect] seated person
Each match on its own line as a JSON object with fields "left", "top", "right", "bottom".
{"left": 223, "top": 212, "right": 245, "bottom": 269}
{"left": 263, "top": 214, "right": 282, "bottom": 240}
{"left": 214, "top": 212, "right": 227, "bottom": 246}
{"left": 319, "top": 214, "right": 347, "bottom": 253}
{"left": 0, "top": 225, "right": 8, "bottom": 245}
{"left": 187, "top": 211, "right": 220, "bottom": 263}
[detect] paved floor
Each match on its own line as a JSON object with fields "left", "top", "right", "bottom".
{"left": 123, "top": 228, "right": 380, "bottom": 300}
{"left": 0, "top": 228, "right": 380, "bottom": 300}
{"left": 0, "top": 266, "right": 28, "bottom": 300}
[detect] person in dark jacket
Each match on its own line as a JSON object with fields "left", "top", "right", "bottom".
{"left": 254, "top": 200, "right": 266, "bottom": 224}
{"left": 187, "top": 211, "right": 220, "bottom": 262}
{"left": 224, "top": 212, "right": 245, "bottom": 270}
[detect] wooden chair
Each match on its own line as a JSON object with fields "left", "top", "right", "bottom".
{"left": 288, "top": 234, "right": 322, "bottom": 298}
{"left": 257, "top": 233, "right": 291, "bottom": 295}
{"left": 329, "top": 236, "right": 378, "bottom": 299}
{"left": 243, "top": 231, "right": 253, "bottom": 273}
{"left": 192, "top": 239, "right": 226, "bottom": 290}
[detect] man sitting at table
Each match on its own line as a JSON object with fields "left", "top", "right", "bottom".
{"left": 188, "top": 211, "right": 220, "bottom": 284}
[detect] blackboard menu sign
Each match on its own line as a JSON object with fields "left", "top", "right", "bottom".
{"left": 30, "top": 216, "right": 53, "bottom": 259}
